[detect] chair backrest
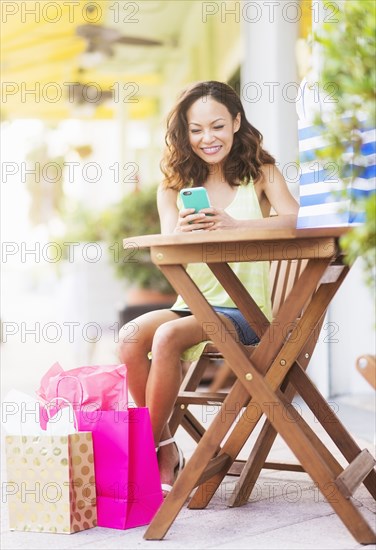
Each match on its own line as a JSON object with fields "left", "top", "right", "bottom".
{"left": 204, "top": 259, "right": 308, "bottom": 356}
{"left": 269, "top": 259, "right": 308, "bottom": 318}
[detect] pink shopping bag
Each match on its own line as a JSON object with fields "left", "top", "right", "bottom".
{"left": 77, "top": 407, "right": 163, "bottom": 529}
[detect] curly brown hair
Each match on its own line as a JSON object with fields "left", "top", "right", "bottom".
{"left": 160, "top": 81, "right": 275, "bottom": 190}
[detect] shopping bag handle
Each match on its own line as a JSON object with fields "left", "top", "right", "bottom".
{"left": 55, "top": 375, "right": 84, "bottom": 407}
{"left": 45, "top": 396, "right": 79, "bottom": 432}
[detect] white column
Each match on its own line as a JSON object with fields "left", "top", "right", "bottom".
{"left": 241, "top": 1, "right": 299, "bottom": 196}
{"left": 241, "top": 1, "right": 332, "bottom": 397}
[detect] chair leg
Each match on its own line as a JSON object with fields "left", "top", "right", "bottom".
{"left": 180, "top": 410, "right": 206, "bottom": 443}
{"left": 169, "top": 356, "right": 210, "bottom": 436}
{"left": 356, "top": 354, "right": 376, "bottom": 389}
{"left": 208, "top": 360, "right": 235, "bottom": 392}
{"left": 228, "top": 417, "right": 279, "bottom": 507}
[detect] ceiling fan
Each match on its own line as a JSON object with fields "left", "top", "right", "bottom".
{"left": 71, "top": 23, "right": 164, "bottom": 107}
{"left": 76, "top": 24, "right": 163, "bottom": 58}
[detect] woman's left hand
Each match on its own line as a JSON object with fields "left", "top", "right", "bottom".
{"left": 200, "top": 208, "right": 239, "bottom": 231}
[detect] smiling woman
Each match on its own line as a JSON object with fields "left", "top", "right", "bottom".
{"left": 187, "top": 98, "right": 240, "bottom": 164}
{"left": 160, "top": 80, "right": 277, "bottom": 192}
{"left": 119, "top": 80, "right": 299, "bottom": 496}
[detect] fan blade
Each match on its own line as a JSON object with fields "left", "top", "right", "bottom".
{"left": 76, "top": 24, "right": 162, "bottom": 47}
{"left": 116, "top": 36, "right": 163, "bottom": 47}
{"left": 76, "top": 24, "right": 121, "bottom": 42}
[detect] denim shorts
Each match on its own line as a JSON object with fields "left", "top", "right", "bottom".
{"left": 171, "top": 306, "right": 260, "bottom": 346}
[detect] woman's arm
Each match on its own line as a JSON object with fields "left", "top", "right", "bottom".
{"left": 259, "top": 164, "right": 299, "bottom": 226}
{"left": 203, "top": 164, "right": 299, "bottom": 231}
{"left": 157, "top": 186, "right": 179, "bottom": 234}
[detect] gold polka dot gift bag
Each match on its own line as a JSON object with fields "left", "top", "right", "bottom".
{"left": 4, "top": 431, "right": 97, "bottom": 534}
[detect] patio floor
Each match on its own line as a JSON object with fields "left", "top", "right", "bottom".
{"left": 1, "top": 332, "right": 375, "bottom": 550}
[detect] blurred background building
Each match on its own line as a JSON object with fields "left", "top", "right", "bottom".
{"left": 1, "top": 1, "right": 374, "bottom": 402}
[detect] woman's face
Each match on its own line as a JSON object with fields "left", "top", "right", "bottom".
{"left": 186, "top": 97, "right": 240, "bottom": 166}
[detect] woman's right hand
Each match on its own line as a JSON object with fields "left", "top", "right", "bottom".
{"left": 174, "top": 208, "right": 215, "bottom": 233}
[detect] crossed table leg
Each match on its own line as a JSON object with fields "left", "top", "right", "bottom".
{"left": 144, "top": 255, "right": 376, "bottom": 543}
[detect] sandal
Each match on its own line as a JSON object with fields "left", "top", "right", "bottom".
{"left": 156, "top": 437, "right": 185, "bottom": 495}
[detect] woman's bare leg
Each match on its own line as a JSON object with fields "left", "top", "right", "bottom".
{"left": 146, "top": 315, "right": 207, "bottom": 442}
{"left": 146, "top": 313, "right": 236, "bottom": 489}
{"left": 118, "top": 309, "right": 180, "bottom": 407}
{"left": 118, "top": 309, "right": 200, "bottom": 491}
{"left": 119, "top": 309, "right": 236, "bottom": 490}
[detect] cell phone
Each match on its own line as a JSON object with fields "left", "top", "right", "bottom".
{"left": 179, "top": 187, "right": 211, "bottom": 213}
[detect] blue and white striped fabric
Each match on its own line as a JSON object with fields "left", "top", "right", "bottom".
{"left": 297, "top": 121, "right": 376, "bottom": 228}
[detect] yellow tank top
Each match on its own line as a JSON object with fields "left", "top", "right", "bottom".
{"left": 172, "top": 182, "right": 273, "bottom": 320}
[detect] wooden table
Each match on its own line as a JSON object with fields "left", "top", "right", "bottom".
{"left": 123, "top": 227, "right": 376, "bottom": 544}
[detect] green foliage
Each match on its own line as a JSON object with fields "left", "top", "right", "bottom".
{"left": 340, "top": 194, "right": 376, "bottom": 289}
{"left": 57, "top": 203, "right": 108, "bottom": 244}
{"left": 315, "top": 0, "right": 376, "bottom": 287}
{"left": 101, "top": 185, "right": 174, "bottom": 294}
{"left": 318, "top": 1, "right": 375, "bottom": 118}
{"left": 55, "top": 185, "right": 174, "bottom": 294}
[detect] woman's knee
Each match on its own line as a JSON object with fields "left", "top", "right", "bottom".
{"left": 151, "top": 321, "right": 186, "bottom": 359}
{"left": 118, "top": 309, "right": 177, "bottom": 363}
{"left": 118, "top": 320, "right": 148, "bottom": 364}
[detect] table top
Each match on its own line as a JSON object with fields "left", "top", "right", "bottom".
{"left": 123, "top": 226, "right": 350, "bottom": 248}
{"left": 123, "top": 226, "right": 350, "bottom": 264}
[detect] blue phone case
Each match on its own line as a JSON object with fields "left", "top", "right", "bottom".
{"left": 180, "top": 187, "right": 211, "bottom": 213}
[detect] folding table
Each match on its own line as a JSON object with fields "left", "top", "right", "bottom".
{"left": 123, "top": 227, "right": 376, "bottom": 543}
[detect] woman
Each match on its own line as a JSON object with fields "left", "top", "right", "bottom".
{"left": 119, "top": 81, "right": 299, "bottom": 495}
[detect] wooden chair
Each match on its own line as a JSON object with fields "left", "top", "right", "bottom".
{"left": 356, "top": 354, "right": 376, "bottom": 390}
{"left": 168, "top": 258, "right": 311, "bottom": 476}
